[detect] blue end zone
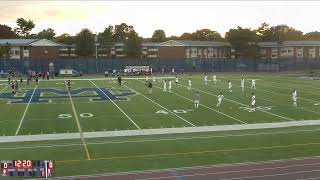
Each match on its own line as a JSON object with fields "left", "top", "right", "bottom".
{"left": 0, "top": 88, "right": 135, "bottom": 103}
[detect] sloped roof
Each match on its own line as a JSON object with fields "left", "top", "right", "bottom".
{"left": 0, "top": 39, "right": 61, "bottom": 46}
{"left": 142, "top": 42, "right": 162, "bottom": 46}
{"left": 0, "top": 39, "right": 38, "bottom": 46}
{"left": 175, "top": 40, "right": 230, "bottom": 47}
{"left": 160, "top": 40, "right": 230, "bottom": 47}
{"left": 282, "top": 41, "right": 320, "bottom": 46}
{"left": 258, "top": 41, "right": 320, "bottom": 47}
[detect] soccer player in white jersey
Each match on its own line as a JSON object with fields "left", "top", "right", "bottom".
{"left": 251, "top": 79, "right": 256, "bottom": 90}
{"left": 146, "top": 76, "right": 149, "bottom": 82}
{"left": 204, "top": 74, "right": 208, "bottom": 85}
{"left": 292, "top": 89, "right": 297, "bottom": 108}
{"left": 216, "top": 92, "right": 224, "bottom": 107}
{"left": 168, "top": 80, "right": 172, "bottom": 93}
{"left": 228, "top": 80, "right": 232, "bottom": 92}
{"left": 163, "top": 80, "right": 167, "bottom": 92}
{"left": 250, "top": 93, "right": 256, "bottom": 112}
{"left": 153, "top": 75, "right": 156, "bottom": 84}
{"left": 188, "top": 78, "right": 192, "bottom": 91}
{"left": 194, "top": 91, "right": 200, "bottom": 108}
{"left": 175, "top": 76, "right": 179, "bottom": 85}
{"left": 213, "top": 75, "right": 217, "bottom": 84}
{"left": 240, "top": 77, "right": 245, "bottom": 92}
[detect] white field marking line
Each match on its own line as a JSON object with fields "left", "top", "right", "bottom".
{"left": 134, "top": 163, "right": 320, "bottom": 180}
{"left": 238, "top": 86, "right": 320, "bottom": 116}
{"left": 219, "top": 76, "right": 319, "bottom": 104}
{"left": 302, "top": 108, "right": 320, "bottom": 115}
{"left": 220, "top": 170, "right": 320, "bottom": 180}
{"left": 65, "top": 81, "right": 91, "bottom": 160}
{"left": 179, "top": 83, "right": 294, "bottom": 121}
{"left": 0, "top": 113, "right": 171, "bottom": 123}
{"left": 124, "top": 82, "right": 196, "bottom": 127}
{"left": 259, "top": 83, "right": 320, "bottom": 104}
{"left": 0, "top": 85, "right": 8, "bottom": 93}
{"left": 136, "top": 79, "right": 245, "bottom": 124}
{"left": 15, "top": 84, "right": 37, "bottom": 136}
{"left": 261, "top": 76, "right": 320, "bottom": 91}
{"left": 3, "top": 127, "right": 320, "bottom": 150}
{"left": 2, "top": 119, "right": 320, "bottom": 143}
{"left": 34, "top": 156, "right": 320, "bottom": 179}
{"left": 0, "top": 77, "right": 175, "bottom": 82}
{"left": 219, "top": 76, "right": 320, "bottom": 104}
{"left": 89, "top": 80, "right": 141, "bottom": 129}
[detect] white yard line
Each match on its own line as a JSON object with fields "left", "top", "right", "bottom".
{"left": 179, "top": 84, "right": 294, "bottom": 121}
{"left": 89, "top": 80, "right": 141, "bottom": 129}
{"left": 123, "top": 83, "right": 196, "bottom": 127}
{"left": 0, "top": 77, "right": 175, "bottom": 82}
{"left": 2, "top": 127, "right": 320, "bottom": 150}
{"left": 139, "top": 80, "right": 246, "bottom": 124}
{"left": 2, "top": 119, "right": 320, "bottom": 143}
{"left": 15, "top": 84, "right": 38, "bottom": 136}
{"left": 0, "top": 85, "right": 8, "bottom": 93}
{"left": 65, "top": 81, "right": 91, "bottom": 160}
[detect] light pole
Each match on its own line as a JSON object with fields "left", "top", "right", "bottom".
{"left": 94, "top": 34, "right": 99, "bottom": 59}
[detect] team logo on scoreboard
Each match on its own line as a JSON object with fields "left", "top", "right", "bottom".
{"left": 0, "top": 88, "right": 135, "bottom": 103}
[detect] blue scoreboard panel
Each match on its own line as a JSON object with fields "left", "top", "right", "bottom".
{"left": 0, "top": 160, "right": 54, "bottom": 178}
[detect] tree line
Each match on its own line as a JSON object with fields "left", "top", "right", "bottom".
{"left": 1, "top": 18, "right": 320, "bottom": 58}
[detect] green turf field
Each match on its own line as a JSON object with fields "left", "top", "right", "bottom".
{"left": 1, "top": 72, "right": 320, "bottom": 177}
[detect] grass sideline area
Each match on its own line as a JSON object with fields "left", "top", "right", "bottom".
{"left": 0, "top": 72, "right": 320, "bottom": 177}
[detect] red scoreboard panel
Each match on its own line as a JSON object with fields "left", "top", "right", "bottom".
{"left": 0, "top": 160, "right": 54, "bottom": 178}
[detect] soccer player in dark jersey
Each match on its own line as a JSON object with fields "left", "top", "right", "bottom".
{"left": 11, "top": 83, "right": 15, "bottom": 94}
{"left": 35, "top": 76, "right": 39, "bottom": 85}
{"left": 148, "top": 81, "right": 153, "bottom": 94}
{"left": 67, "top": 80, "right": 71, "bottom": 91}
{"left": 117, "top": 76, "right": 122, "bottom": 86}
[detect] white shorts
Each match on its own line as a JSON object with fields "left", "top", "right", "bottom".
{"left": 251, "top": 100, "right": 256, "bottom": 106}
{"left": 195, "top": 100, "right": 199, "bottom": 104}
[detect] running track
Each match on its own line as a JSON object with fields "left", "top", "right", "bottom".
{"left": 55, "top": 157, "right": 320, "bottom": 180}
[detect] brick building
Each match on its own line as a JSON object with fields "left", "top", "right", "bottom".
{"left": 159, "top": 40, "right": 231, "bottom": 59}
{"left": 258, "top": 41, "right": 320, "bottom": 60}
{"left": 0, "top": 39, "right": 60, "bottom": 60}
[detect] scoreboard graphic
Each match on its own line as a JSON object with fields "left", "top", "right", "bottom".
{"left": 1, "top": 160, "right": 54, "bottom": 178}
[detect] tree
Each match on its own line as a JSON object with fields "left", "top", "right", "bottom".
{"left": 0, "top": 24, "right": 17, "bottom": 39}
{"left": 125, "top": 30, "right": 142, "bottom": 58}
{"left": 97, "top": 25, "right": 114, "bottom": 57}
{"left": 14, "top": 18, "right": 35, "bottom": 37}
{"left": 98, "top": 25, "right": 114, "bottom": 45}
{"left": 74, "top": 28, "right": 95, "bottom": 57}
{"left": 166, "top": 35, "right": 180, "bottom": 40}
{"left": 55, "top": 33, "right": 74, "bottom": 45}
{"left": 180, "top": 33, "right": 192, "bottom": 40}
{"left": 257, "top": 24, "right": 303, "bottom": 42}
{"left": 304, "top": 31, "right": 320, "bottom": 40}
{"left": 37, "top": 28, "right": 56, "bottom": 40}
{"left": 225, "top": 26, "right": 259, "bottom": 58}
{"left": 151, "top": 29, "right": 166, "bottom": 42}
{"left": 257, "top": 22, "right": 271, "bottom": 41}
{"left": 0, "top": 43, "right": 12, "bottom": 59}
{"left": 191, "top": 29, "right": 222, "bottom": 41}
{"left": 113, "top": 23, "right": 134, "bottom": 42}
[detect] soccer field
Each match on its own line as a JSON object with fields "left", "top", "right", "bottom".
{"left": 1, "top": 72, "right": 320, "bottom": 177}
